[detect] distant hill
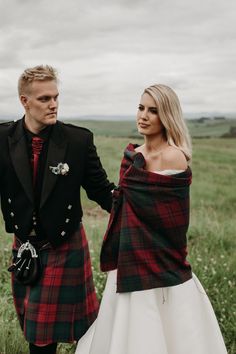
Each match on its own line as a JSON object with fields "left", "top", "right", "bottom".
{"left": 64, "top": 118, "right": 236, "bottom": 139}
{"left": 1, "top": 116, "right": 236, "bottom": 139}
{"left": 64, "top": 113, "right": 236, "bottom": 121}
{"left": 1, "top": 113, "right": 236, "bottom": 122}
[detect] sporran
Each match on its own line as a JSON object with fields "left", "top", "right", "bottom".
{"left": 8, "top": 241, "right": 42, "bottom": 286}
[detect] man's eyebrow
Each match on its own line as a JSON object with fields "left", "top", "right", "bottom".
{"left": 37, "top": 93, "right": 59, "bottom": 99}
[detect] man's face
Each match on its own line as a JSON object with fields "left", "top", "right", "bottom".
{"left": 21, "top": 80, "right": 59, "bottom": 132}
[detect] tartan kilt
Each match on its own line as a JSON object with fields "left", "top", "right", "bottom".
{"left": 11, "top": 223, "right": 99, "bottom": 345}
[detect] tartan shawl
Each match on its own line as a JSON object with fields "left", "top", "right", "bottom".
{"left": 100, "top": 143, "right": 192, "bottom": 293}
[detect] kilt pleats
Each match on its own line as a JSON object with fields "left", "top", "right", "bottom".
{"left": 11, "top": 224, "right": 99, "bottom": 345}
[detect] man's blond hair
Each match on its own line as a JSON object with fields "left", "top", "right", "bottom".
{"left": 18, "top": 65, "right": 58, "bottom": 96}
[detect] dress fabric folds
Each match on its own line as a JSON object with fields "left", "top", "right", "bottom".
{"left": 76, "top": 270, "right": 227, "bottom": 354}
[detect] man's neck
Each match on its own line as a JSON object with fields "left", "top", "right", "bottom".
{"left": 24, "top": 116, "right": 46, "bottom": 135}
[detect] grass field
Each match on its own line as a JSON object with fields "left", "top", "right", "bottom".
{"left": 0, "top": 125, "right": 235, "bottom": 353}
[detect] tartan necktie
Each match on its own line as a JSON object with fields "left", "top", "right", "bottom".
{"left": 31, "top": 136, "right": 44, "bottom": 187}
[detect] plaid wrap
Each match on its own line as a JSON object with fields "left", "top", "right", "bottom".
{"left": 12, "top": 224, "right": 99, "bottom": 345}
{"left": 100, "top": 143, "right": 192, "bottom": 293}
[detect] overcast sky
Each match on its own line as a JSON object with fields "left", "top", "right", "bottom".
{"left": 0, "top": 0, "right": 235, "bottom": 119}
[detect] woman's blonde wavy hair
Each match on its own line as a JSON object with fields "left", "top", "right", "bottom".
{"left": 143, "top": 84, "right": 192, "bottom": 162}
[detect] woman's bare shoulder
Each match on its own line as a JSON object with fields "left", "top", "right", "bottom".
{"left": 134, "top": 145, "right": 144, "bottom": 153}
{"left": 161, "top": 146, "right": 188, "bottom": 170}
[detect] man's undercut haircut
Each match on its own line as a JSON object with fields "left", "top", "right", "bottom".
{"left": 18, "top": 65, "right": 58, "bottom": 96}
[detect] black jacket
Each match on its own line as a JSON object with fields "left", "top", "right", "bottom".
{"left": 0, "top": 118, "right": 114, "bottom": 247}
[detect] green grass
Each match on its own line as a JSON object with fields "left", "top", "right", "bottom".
{"left": 0, "top": 136, "right": 235, "bottom": 353}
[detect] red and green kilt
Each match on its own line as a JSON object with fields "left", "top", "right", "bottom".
{"left": 11, "top": 224, "right": 99, "bottom": 345}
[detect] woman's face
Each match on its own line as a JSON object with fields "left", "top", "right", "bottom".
{"left": 136, "top": 93, "right": 164, "bottom": 137}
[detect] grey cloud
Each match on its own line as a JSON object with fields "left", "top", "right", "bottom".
{"left": 0, "top": 0, "right": 235, "bottom": 117}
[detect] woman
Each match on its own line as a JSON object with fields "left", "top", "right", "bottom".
{"left": 76, "top": 84, "right": 227, "bottom": 354}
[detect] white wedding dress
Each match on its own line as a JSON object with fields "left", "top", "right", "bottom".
{"left": 76, "top": 170, "right": 227, "bottom": 354}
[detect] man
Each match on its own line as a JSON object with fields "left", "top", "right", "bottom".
{"left": 0, "top": 65, "right": 114, "bottom": 354}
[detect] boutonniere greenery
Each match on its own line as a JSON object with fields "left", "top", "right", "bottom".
{"left": 49, "top": 162, "right": 69, "bottom": 176}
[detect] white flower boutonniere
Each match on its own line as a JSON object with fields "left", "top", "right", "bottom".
{"left": 49, "top": 162, "right": 69, "bottom": 176}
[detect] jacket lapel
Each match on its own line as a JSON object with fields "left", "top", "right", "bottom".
{"left": 8, "top": 119, "right": 34, "bottom": 203}
{"left": 40, "top": 122, "right": 68, "bottom": 208}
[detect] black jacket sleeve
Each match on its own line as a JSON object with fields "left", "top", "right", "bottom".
{"left": 82, "top": 132, "right": 114, "bottom": 212}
